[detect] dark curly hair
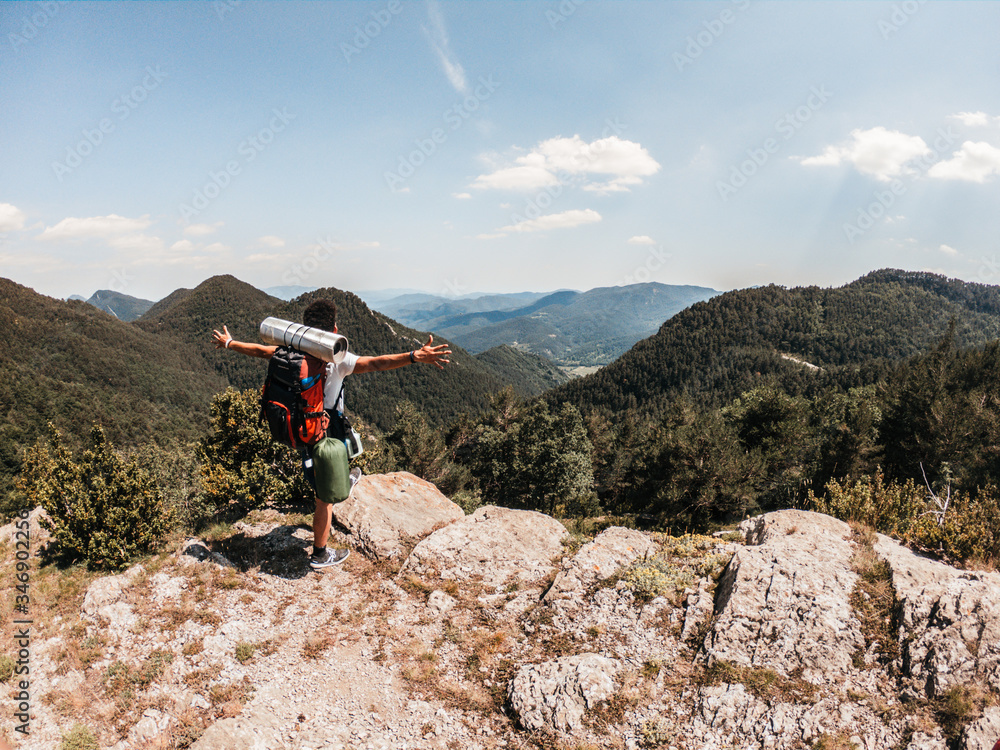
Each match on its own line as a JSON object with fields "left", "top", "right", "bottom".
{"left": 303, "top": 299, "right": 338, "bottom": 331}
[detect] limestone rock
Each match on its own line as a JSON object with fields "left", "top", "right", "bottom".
{"left": 189, "top": 704, "right": 286, "bottom": 750}
{"left": 701, "top": 510, "right": 864, "bottom": 683}
{"left": 544, "top": 526, "right": 658, "bottom": 605}
{"left": 875, "top": 534, "right": 1000, "bottom": 698}
{"left": 401, "top": 505, "right": 568, "bottom": 589}
{"left": 333, "top": 471, "right": 465, "bottom": 560}
{"left": 427, "top": 590, "right": 457, "bottom": 615}
{"left": 507, "top": 653, "right": 620, "bottom": 734}
{"left": 961, "top": 706, "right": 1000, "bottom": 750}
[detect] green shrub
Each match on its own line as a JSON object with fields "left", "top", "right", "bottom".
{"left": 622, "top": 535, "right": 733, "bottom": 602}
{"left": 811, "top": 471, "right": 1000, "bottom": 568}
{"left": 60, "top": 724, "right": 98, "bottom": 750}
{"left": 808, "top": 468, "right": 924, "bottom": 537}
{"left": 197, "top": 388, "right": 313, "bottom": 512}
{"left": 17, "top": 424, "right": 172, "bottom": 571}
{"left": 0, "top": 654, "right": 13, "bottom": 682}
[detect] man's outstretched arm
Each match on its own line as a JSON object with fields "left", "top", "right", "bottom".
{"left": 212, "top": 325, "right": 277, "bottom": 359}
{"left": 354, "top": 334, "right": 451, "bottom": 374}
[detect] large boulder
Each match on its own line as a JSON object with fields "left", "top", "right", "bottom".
{"left": 333, "top": 472, "right": 465, "bottom": 560}
{"left": 507, "top": 653, "right": 621, "bottom": 734}
{"left": 875, "top": 533, "right": 1000, "bottom": 699}
{"left": 700, "top": 510, "right": 864, "bottom": 683}
{"left": 400, "top": 505, "right": 568, "bottom": 589}
{"left": 543, "top": 526, "right": 658, "bottom": 606}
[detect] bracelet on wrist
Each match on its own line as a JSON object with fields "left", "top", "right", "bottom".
{"left": 226, "top": 339, "right": 233, "bottom": 349}
{"left": 409, "top": 350, "right": 416, "bottom": 363}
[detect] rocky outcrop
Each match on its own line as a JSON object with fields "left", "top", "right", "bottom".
{"left": 15, "top": 477, "right": 1000, "bottom": 750}
{"left": 544, "top": 526, "right": 657, "bottom": 606}
{"left": 400, "top": 505, "right": 568, "bottom": 589}
{"left": 507, "top": 654, "right": 621, "bottom": 734}
{"left": 332, "top": 471, "right": 465, "bottom": 560}
{"left": 875, "top": 533, "right": 1000, "bottom": 699}
{"left": 700, "top": 510, "right": 864, "bottom": 684}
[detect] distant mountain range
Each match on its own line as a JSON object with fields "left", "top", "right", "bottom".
{"left": 552, "top": 269, "right": 1000, "bottom": 417}
{"left": 369, "top": 283, "right": 720, "bottom": 366}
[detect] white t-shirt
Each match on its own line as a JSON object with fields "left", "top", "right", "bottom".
{"left": 323, "top": 351, "right": 358, "bottom": 412}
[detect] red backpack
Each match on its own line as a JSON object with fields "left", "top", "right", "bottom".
{"left": 260, "top": 347, "right": 330, "bottom": 449}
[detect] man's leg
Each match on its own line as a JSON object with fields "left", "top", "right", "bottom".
{"left": 313, "top": 496, "right": 333, "bottom": 551}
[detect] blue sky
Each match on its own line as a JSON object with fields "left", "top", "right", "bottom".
{"left": 3, "top": 0, "right": 1000, "bottom": 302}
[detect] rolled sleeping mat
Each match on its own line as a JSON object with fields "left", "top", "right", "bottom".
{"left": 259, "top": 316, "right": 348, "bottom": 364}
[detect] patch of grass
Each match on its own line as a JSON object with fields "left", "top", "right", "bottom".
{"left": 848, "top": 523, "right": 899, "bottom": 669}
{"left": 182, "top": 639, "right": 204, "bottom": 657}
{"left": 59, "top": 724, "right": 99, "bottom": 750}
{"left": 810, "top": 731, "right": 854, "bottom": 749}
{"left": 701, "top": 660, "right": 818, "bottom": 704}
{"left": 302, "top": 634, "right": 332, "bottom": 660}
{"left": 934, "top": 683, "right": 997, "bottom": 743}
{"left": 0, "top": 654, "right": 14, "bottom": 682}
{"left": 183, "top": 665, "right": 222, "bottom": 693}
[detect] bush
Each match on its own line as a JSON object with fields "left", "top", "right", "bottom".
{"left": 198, "top": 388, "right": 313, "bottom": 512}
{"left": 60, "top": 724, "right": 98, "bottom": 750}
{"left": 810, "top": 470, "right": 1000, "bottom": 567}
{"left": 17, "top": 424, "right": 172, "bottom": 571}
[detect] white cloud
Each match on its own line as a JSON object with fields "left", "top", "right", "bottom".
{"left": 800, "top": 127, "right": 931, "bottom": 181}
{"left": 950, "top": 111, "right": 994, "bottom": 127}
{"left": 0, "top": 203, "right": 27, "bottom": 232}
{"left": 169, "top": 240, "right": 195, "bottom": 254}
{"left": 38, "top": 214, "right": 153, "bottom": 241}
{"left": 940, "top": 244, "right": 959, "bottom": 256}
{"left": 183, "top": 221, "right": 223, "bottom": 237}
{"left": 475, "top": 232, "right": 507, "bottom": 240}
{"left": 628, "top": 235, "right": 656, "bottom": 245}
{"left": 247, "top": 252, "right": 287, "bottom": 264}
{"left": 452, "top": 192, "right": 472, "bottom": 200}
{"left": 203, "top": 242, "right": 230, "bottom": 255}
{"left": 472, "top": 135, "right": 660, "bottom": 193}
{"left": 927, "top": 141, "right": 1000, "bottom": 183}
{"left": 424, "top": 0, "right": 467, "bottom": 94}
{"left": 108, "top": 234, "right": 164, "bottom": 253}
{"left": 257, "top": 235, "right": 285, "bottom": 248}
{"left": 499, "top": 208, "right": 602, "bottom": 233}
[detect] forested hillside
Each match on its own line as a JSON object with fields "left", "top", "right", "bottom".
{"left": 473, "top": 345, "right": 570, "bottom": 396}
{"left": 552, "top": 270, "right": 1000, "bottom": 416}
{"left": 0, "top": 278, "right": 228, "bottom": 505}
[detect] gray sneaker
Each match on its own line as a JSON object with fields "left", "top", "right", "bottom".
{"left": 310, "top": 547, "right": 350, "bottom": 569}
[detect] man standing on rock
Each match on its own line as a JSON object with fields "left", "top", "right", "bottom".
{"left": 212, "top": 299, "right": 451, "bottom": 569}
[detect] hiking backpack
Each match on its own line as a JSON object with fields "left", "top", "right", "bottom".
{"left": 260, "top": 347, "right": 330, "bottom": 449}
